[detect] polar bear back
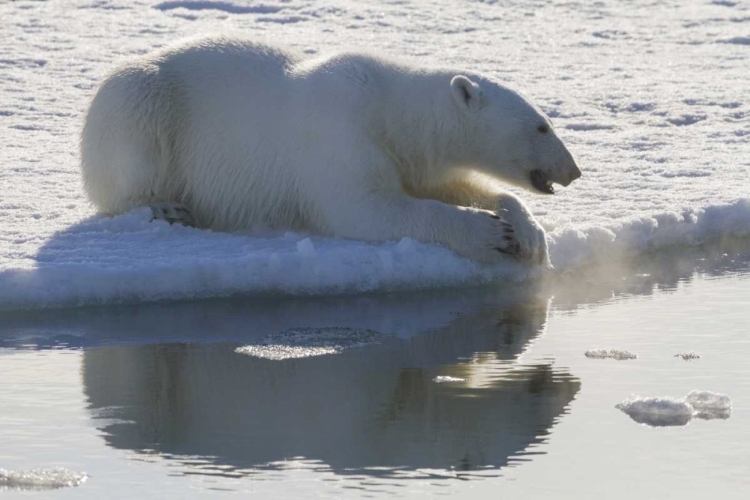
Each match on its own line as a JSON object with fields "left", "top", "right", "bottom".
{"left": 82, "top": 37, "right": 391, "bottom": 232}
{"left": 160, "top": 39, "right": 377, "bottom": 232}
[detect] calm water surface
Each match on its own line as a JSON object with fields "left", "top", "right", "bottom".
{"left": 1, "top": 240, "right": 749, "bottom": 498}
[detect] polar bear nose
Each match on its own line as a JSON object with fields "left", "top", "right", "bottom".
{"left": 559, "top": 152, "right": 581, "bottom": 186}
{"left": 559, "top": 164, "right": 581, "bottom": 187}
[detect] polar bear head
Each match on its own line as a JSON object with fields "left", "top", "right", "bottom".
{"left": 449, "top": 74, "right": 581, "bottom": 194}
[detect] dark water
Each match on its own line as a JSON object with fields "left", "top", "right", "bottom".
{"left": 1, "top": 238, "right": 749, "bottom": 497}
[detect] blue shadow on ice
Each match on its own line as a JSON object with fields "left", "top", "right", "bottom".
{"left": 13, "top": 208, "right": 528, "bottom": 311}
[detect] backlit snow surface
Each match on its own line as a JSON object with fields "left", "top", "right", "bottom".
{"left": 1, "top": 0, "right": 749, "bottom": 309}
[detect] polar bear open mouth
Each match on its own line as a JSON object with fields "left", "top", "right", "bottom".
{"left": 530, "top": 169, "right": 555, "bottom": 194}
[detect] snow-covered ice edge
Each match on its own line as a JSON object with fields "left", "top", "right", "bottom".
{"left": 548, "top": 199, "right": 750, "bottom": 269}
{"left": 0, "top": 199, "right": 748, "bottom": 311}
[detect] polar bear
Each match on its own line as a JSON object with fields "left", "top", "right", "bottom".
{"left": 81, "top": 36, "right": 581, "bottom": 266}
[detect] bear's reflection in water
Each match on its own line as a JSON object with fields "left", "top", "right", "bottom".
{"left": 81, "top": 288, "right": 579, "bottom": 479}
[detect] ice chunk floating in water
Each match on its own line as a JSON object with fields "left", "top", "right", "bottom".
{"left": 616, "top": 396, "right": 694, "bottom": 427}
{"left": 433, "top": 376, "right": 466, "bottom": 383}
{"left": 585, "top": 349, "right": 638, "bottom": 360}
{"left": 674, "top": 352, "right": 701, "bottom": 360}
{"left": 686, "top": 390, "right": 732, "bottom": 420}
{"left": 616, "top": 391, "right": 732, "bottom": 427}
{"left": 235, "top": 327, "right": 382, "bottom": 361}
{"left": 0, "top": 468, "right": 87, "bottom": 491}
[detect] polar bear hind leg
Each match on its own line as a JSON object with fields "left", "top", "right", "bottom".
{"left": 80, "top": 64, "right": 172, "bottom": 216}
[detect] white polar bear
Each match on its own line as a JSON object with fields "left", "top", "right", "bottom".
{"left": 81, "top": 36, "right": 581, "bottom": 266}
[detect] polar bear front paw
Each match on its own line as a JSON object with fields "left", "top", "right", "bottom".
{"left": 489, "top": 214, "right": 521, "bottom": 255}
{"left": 495, "top": 208, "right": 549, "bottom": 267}
{"left": 455, "top": 210, "right": 534, "bottom": 264}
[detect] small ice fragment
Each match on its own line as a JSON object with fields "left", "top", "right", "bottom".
{"left": 585, "top": 349, "right": 637, "bottom": 360}
{"left": 0, "top": 468, "right": 87, "bottom": 491}
{"left": 674, "top": 352, "right": 700, "bottom": 360}
{"left": 686, "top": 390, "right": 732, "bottom": 420}
{"left": 236, "top": 327, "right": 381, "bottom": 361}
{"left": 433, "top": 376, "right": 465, "bottom": 383}
{"left": 615, "top": 396, "right": 693, "bottom": 427}
{"left": 236, "top": 344, "right": 339, "bottom": 360}
{"left": 585, "top": 349, "right": 611, "bottom": 359}
{"left": 686, "top": 390, "right": 731, "bottom": 410}
{"left": 296, "top": 237, "right": 315, "bottom": 256}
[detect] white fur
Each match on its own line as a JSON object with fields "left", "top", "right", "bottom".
{"left": 81, "top": 36, "right": 581, "bottom": 265}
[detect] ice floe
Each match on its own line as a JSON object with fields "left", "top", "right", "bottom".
{"left": 1, "top": 0, "right": 750, "bottom": 310}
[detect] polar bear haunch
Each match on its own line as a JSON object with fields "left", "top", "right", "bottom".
{"left": 81, "top": 36, "right": 581, "bottom": 265}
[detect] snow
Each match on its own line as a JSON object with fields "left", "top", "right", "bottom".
{"left": 1, "top": 0, "right": 749, "bottom": 309}
{"left": 0, "top": 468, "right": 87, "bottom": 491}
{"left": 616, "top": 391, "right": 732, "bottom": 427}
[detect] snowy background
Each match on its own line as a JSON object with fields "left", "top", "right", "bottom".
{"left": 0, "top": 0, "right": 748, "bottom": 309}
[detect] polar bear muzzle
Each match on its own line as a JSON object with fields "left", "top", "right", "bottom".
{"left": 530, "top": 149, "right": 582, "bottom": 194}
{"left": 530, "top": 169, "right": 555, "bottom": 194}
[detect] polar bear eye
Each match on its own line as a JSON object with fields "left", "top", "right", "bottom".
{"left": 537, "top": 124, "right": 550, "bottom": 134}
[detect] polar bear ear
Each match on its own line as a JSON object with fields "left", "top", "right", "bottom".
{"left": 450, "top": 75, "right": 483, "bottom": 112}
